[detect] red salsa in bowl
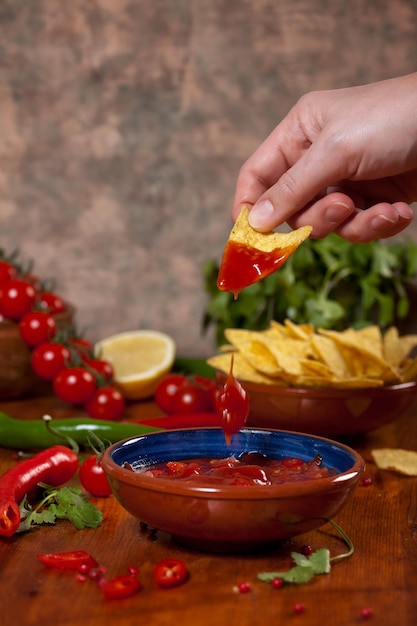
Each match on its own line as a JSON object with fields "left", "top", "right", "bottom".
{"left": 127, "top": 452, "right": 334, "bottom": 487}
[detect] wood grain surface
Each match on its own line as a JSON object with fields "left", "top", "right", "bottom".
{"left": 1, "top": 393, "right": 417, "bottom": 625}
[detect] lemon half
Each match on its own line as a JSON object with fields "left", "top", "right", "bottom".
{"left": 95, "top": 330, "right": 176, "bottom": 400}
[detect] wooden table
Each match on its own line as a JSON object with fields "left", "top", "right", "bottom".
{"left": 1, "top": 394, "right": 417, "bottom": 626}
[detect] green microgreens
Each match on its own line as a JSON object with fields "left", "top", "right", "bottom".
{"left": 17, "top": 483, "right": 103, "bottom": 533}
{"left": 258, "top": 520, "right": 354, "bottom": 586}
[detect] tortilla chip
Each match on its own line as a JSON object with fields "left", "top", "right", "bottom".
{"left": 310, "top": 334, "right": 350, "bottom": 380}
{"left": 227, "top": 205, "right": 312, "bottom": 253}
{"left": 371, "top": 448, "right": 417, "bottom": 476}
{"left": 383, "top": 326, "right": 417, "bottom": 367}
{"left": 217, "top": 206, "right": 312, "bottom": 296}
{"left": 207, "top": 320, "right": 417, "bottom": 390}
{"left": 207, "top": 352, "right": 280, "bottom": 385}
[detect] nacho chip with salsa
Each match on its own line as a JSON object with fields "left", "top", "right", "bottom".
{"left": 217, "top": 205, "right": 312, "bottom": 298}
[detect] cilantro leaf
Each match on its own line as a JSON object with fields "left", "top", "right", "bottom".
{"left": 17, "top": 484, "right": 103, "bottom": 533}
{"left": 48, "top": 486, "right": 103, "bottom": 529}
{"left": 203, "top": 235, "right": 417, "bottom": 346}
{"left": 258, "top": 548, "right": 331, "bottom": 585}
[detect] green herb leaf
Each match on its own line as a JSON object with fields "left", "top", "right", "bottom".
{"left": 203, "top": 235, "right": 417, "bottom": 346}
{"left": 48, "top": 486, "right": 103, "bottom": 529}
{"left": 16, "top": 484, "right": 103, "bottom": 533}
{"left": 258, "top": 520, "right": 353, "bottom": 586}
{"left": 258, "top": 548, "right": 330, "bottom": 585}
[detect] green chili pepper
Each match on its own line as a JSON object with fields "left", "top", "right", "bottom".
{"left": 0, "top": 412, "right": 161, "bottom": 451}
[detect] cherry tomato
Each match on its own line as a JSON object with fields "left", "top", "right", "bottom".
{"left": 171, "top": 382, "right": 213, "bottom": 415}
{"left": 31, "top": 342, "right": 71, "bottom": 380}
{"left": 82, "top": 358, "right": 114, "bottom": 382}
{"left": 153, "top": 559, "right": 188, "bottom": 588}
{"left": 69, "top": 338, "right": 94, "bottom": 357}
{"left": 154, "top": 374, "right": 187, "bottom": 413}
{"left": 194, "top": 375, "right": 218, "bottom": 410}
{"left": 53, "top": 367, "right": 96, "bottom": 404}
{"left": 102, "top": 573, "right": 142, "bottom": 600}
{"left": 39, "top": 291, "right": 66, "bottom": 315}
{"left": 21, "top": 272, "right": 42, "bottom": 293}
{"left": 79, "top": 455, "right": 112, "bottom": 497}
{"left": 84, "top": 386, "right": 125, "bottom": 421}
{"left": 37, "top": 550, "right": 98, "bottom": 571}
{"left": 19, "top": 311, "right": 57, "bottom": 347}
{"left": 0, "top": 279, "right": 37, "bottom": 320}
{"left": 0, "top": 260, "right": 18, "bottom": 287}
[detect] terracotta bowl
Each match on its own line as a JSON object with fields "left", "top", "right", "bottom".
{"left": 0, "top": 304, "right": 75, "bottom": 400}
{"left": 215, "top": 373, "right": 417, "bottom": 439}
{"left": 102, "top": 427, "right": 365, "bottom": 553}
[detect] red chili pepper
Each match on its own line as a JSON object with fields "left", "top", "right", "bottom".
{"left": 101, "top": 573, "right": 142, "bottom": 600}
{"left": 37, "top": 550, "right": 98, "bottom": 571}
{"left": 133, "top": 412, "right": 221, "bottom": 429}
{"left": 0, "top": 445, "right": 79, "bottom": 537}
{"left": 153, "top": 558, "right": 188, "bottom": 588}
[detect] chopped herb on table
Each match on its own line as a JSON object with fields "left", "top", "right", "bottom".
{"left": 18, "top": 484, "right": 103, "bottom": 532}
{"left": 258, "top": 520, "right": 354, "bottom": 586}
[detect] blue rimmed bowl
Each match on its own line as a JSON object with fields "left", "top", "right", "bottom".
{"left": 102, "top": 428, "right": 365, "bottom": 553}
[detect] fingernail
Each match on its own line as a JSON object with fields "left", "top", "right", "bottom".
{"left": 325, "top": 202, "right": 352, "bottom": 224}
{"left": 371, "top": 214, "right": 397, "bottom": 230}
{"left": 248, "top": 199, "right": 274, "bottom": 229}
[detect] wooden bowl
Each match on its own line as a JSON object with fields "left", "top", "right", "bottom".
{"left": 0, "top": 304, "right": 75, "bottom": 400}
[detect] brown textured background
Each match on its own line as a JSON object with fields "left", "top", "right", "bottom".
{"left": 1, "top": 0, "right": 417, "bottom": 357}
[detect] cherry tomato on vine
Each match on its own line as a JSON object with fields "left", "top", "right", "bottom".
{"left": 39, "top": 291, "right": 66, "bottom": 315}
{"left": 153, "top": 559, "right": 188, "bottom": 588}
{"left": 101, "top": 573, "right": 142, "bottom": 600}
{"left": 194, "top": 375, "right": 218, "bottom": 410}
{"left": 53, "top": 367, "right": 96, "bottom": 404}
{"left": 0, "top": 279, "right": 37, "bottom": 320}
{"left": 69, "top": 338, "right": 94, "bottom": 357}
{"left": 84, "top": 386, "right": 125, "bottom": 421}
{"left": 171, "top": 382, "right": 213, "bottom": 415}
{"left": 31, "top": 342, "right": 71, "bottom": 380}
{"left": 21, "top": 272, "right": 42, "bottom": 293}
{"left": 0, "top": 261, "right": 17, "bottom": 287}
{"left": 82, "top": 358, "right": 114, "bottom": 382}
{"left": 154, "top": 374, "right": 187, "bottom": 413}
{"left": 19, "top": 311, "right": 57, "bottom": 347}
{"left": 79, "top": 455, "right": 112, "bottom": 497}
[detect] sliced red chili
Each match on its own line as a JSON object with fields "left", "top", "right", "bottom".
{"left": 154, "top": 558, "right": 188, "bottom": 588}
{"left": 101, "top": 574, "right": 142, "bottom": 600}
{"left": 37, "top": 550, "right": 98, "bottom": 571}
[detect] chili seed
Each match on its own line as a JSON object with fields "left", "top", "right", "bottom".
{"left": 76, "top": 574, "right": 87, "bottom": 583}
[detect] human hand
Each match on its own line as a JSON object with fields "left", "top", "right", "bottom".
{"left": 232, "top": 73, "right": 417, "bottom": 242}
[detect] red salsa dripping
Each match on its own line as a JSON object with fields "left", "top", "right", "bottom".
{"left": 217, "top": 240, "right": 297, "bottom": 299}
{"left": 215, "top": 355, "right": 250, "bottom": 444}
